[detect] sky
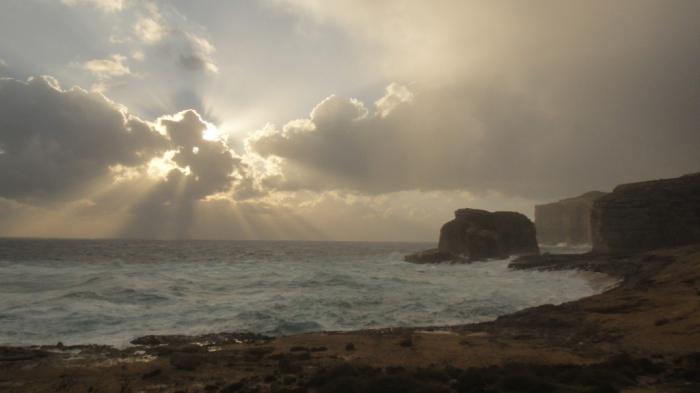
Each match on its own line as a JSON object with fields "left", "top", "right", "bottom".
{"left": 0, "top": 0, "right": 698, "bottom": 241}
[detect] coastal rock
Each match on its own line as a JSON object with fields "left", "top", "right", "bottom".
{"left": 406, "top": 208, "right": 539, "bottom": 262}
{"left": 440, "top": 209, "right": 539, "bottom": 260}
{"left": 403, "top": 248, "right": 464, "bottom": 263}
{"left": 591, "top": 173, "right": 700, "bottom": 253}
{"left": 535, "top": 191, "right": 607, "bottom": 245}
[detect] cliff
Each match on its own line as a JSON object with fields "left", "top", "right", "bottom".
{"left": 535, "top": 191, "right": 607, "bottom": 245}
{"left": 591, "top": 173, "right": 700, "bottom": 253}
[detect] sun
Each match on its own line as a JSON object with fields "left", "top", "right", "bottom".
{"left": 202, "top": 123, "right": 221, "bottom": 141}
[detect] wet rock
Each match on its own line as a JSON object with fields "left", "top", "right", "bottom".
{"left": 131, "top": 332, "right": 272, "bottom": 346}
{"left": 403, "top": 248, "right": 463, "bottom": 263}
{"left": 0, "top": 347, "right": 51, "bottom": 361}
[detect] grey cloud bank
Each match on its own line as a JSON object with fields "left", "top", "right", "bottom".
{"left": 0, "top": 0, "right": 698, "bottom": 241}
{"left": 255, "top": 0, "right": 700, "bottom": 199}
{"left": 0, "top": 76, "right": 167, "bottom": 201}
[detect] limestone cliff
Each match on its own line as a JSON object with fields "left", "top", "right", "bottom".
{"left": 591, "top": 173, "right": 700, "bottom": 253}
{"left": 535, "top": 191, "right": 607, "bottom": 245}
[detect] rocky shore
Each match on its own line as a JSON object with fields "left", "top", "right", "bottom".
{"left": 2, "top": 245, "right": 699, "bottom": 393}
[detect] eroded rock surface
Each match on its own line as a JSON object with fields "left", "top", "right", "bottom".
{"left": 403, "top": 248, "right": 465, "bottom": 263}
{"left": 535, "top": 191, "right": 607, "bottom": 245}
{"left": 591, "top": 173, "right": 700, "bottom": 253}
{"left": 440, "top": 209, "right": 539, "bottom": 260}
{"left": 406, "top": 208, "right": 539, "bottom": 262}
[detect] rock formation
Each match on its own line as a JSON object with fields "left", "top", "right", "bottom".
{"left": 405, "top": 208, "right": 539, "bottom": 262}
{"left": 403, "top": 248, "right": 461, "bottom": 263}
{"left": 591, "top": 173, "right": 700, "bottom": 253}
{"left": 535, "top": 191, "right": 607, "bottom": 245}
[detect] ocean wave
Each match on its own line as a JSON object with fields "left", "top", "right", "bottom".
{"left": 0, "top": 239, "right": 602, "bottom": 347}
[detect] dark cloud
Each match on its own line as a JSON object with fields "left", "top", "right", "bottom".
{"left": 161, "top": 110, "right": 242, "bottom": 200}
{"left": 178, "top": 54, "right": 208, "bottom": 72}
{"left": 120, "top": 110, "right": 243, "bottom": 238}
{"left": 251, "top": 2, "right": 700, "bottom": 200}
{"left": 0, "top": 76, "right": 168, "bottom": 201}
{"left": 0, "top": 75, "right": 251, "bottom": 239}
{"left": 2, "top": 1, "right": 699, "bottom": 241}
{"left": 154, "top": 28, "right": 218, "bottom": 74}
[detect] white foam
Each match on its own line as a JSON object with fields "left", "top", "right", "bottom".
{"left": 0, "top": 240, "right": 604, "bottom": 347}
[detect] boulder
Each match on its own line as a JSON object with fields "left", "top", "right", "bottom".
{"left": 591, "top": 173, "right": 700, "bottom": 253}
{"left": 535, "top": 191, "right": 607, "bottom": 245}
{"left": 405, "top": 208, "right": 539, "bottom": 262}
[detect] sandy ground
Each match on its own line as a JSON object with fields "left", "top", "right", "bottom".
{"left": 1, "top": 245, "right": 699, "bottom": 392}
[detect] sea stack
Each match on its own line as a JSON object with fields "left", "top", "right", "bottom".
{"left": 535, "top": 191, "right": 607, "bottom": 245}
{"left": 405, "top": 208, "right": 539, "bottom": 263}
{"left": 591, "top": 173, "right": 700, "bottom": 253}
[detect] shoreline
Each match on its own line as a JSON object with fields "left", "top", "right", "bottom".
{"left": 576, "top": 270, "right": 620, "bottom": 293}
{"left": 0, "top": 249, "right": 598, "bottom": 350}
{"left": 2, "top": 245, "right": 700, "bottom": 392}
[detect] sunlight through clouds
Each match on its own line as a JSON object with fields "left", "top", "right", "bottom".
{"left": 0, "top": 1, "right": 698, "bottom": 240}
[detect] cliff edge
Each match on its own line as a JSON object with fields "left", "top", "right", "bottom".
{"left": 592, "top": 172, "right": 700, "bottom": 253}
{"left": 535, "top": 191, "right": 607, "bottom": 245}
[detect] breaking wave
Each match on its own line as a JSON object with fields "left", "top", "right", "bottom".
{"left": 0, "top": 239, "right": 599, "bottom": 347}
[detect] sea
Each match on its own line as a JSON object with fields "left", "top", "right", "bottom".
{"left": 0, "top": 239, "right": 602, "bottom": 347}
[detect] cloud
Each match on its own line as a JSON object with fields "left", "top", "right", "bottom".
{"left": 0, "top": 76, "right": 168, "bottom": 201}
{"left": 157, "top": 110, "right": 242, "bottom": 200}
{"left": 375, "top": 83, "right": 413, "bottom": 118}
{"left": 3, "top": 2, "right": 700, "bottom": 241}
{"left": 62, "top": 0, "right": 125, "bottom": 13}
{"left": 82, "top": 54, "right": 131, "bottom": 78}
{"left": 0, "top": 74, "right": 528, "bottom": 241}
{"left": 171, "top": 31, "right": 218, "bottom": 73}
{"left": 64, "top": 1, "right": 218, "bottom": 75}
{"left": 128, "top": 4, "right": 218, "bottom": 73}
{"left": 133, "top": 15, "right": 166, "bottom": 44}
{"left": 252, "top": 1, "right": 700, "bottom": 199}
{"left": 252, "top": 73, "right": 700, "bottom": 200}
{"left": 0, "top": 74, "right": 250, "bottom": 239}
{"left": 119, "top": 110, "right": 244, "bottom": 238}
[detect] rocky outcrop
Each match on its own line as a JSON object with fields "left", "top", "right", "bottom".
{"left": 403, "top": 248, "right": 465, "bottom": 263}
{"left": 405, "top": 208, "right": 539, "bottom": 262}
{"left": 535, "top": 191, "right": 607, "bottom": 245}
{"left": 591, "top": 173, "right": 700, "bottom": 253}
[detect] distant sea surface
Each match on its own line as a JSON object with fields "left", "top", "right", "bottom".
{"left": 0, "top": 239, "right": 599, "bottom": 347}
